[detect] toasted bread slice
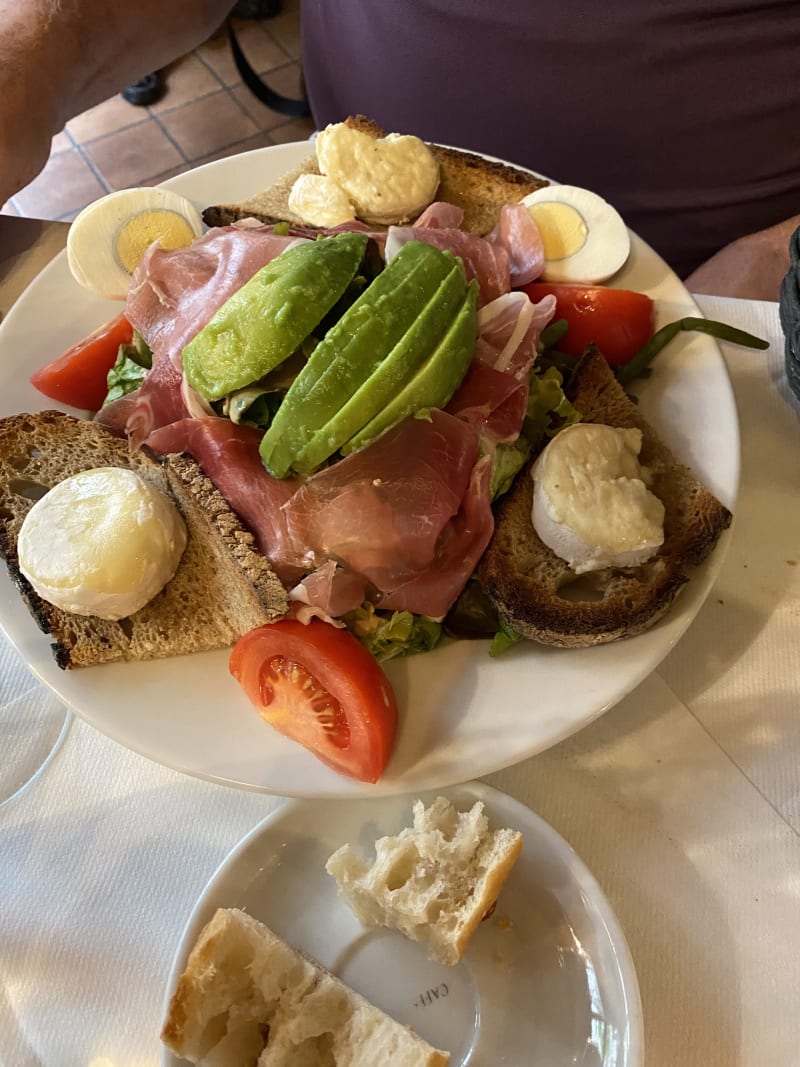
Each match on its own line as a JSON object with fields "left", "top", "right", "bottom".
{"left": 162, "top": 907, "right": 451, "bottom": 1067}
{"left": 478, "top": 352, "right": 733, "bottom": 647}
{"left": 202, "top": 114, "right": 548, "bottom": 236}
{"left": 0, "top": 411, "right": 288, "bottom": 668}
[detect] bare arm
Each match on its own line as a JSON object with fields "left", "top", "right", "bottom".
{"left": 0, "top": 0, "right": 235, "bottom": 205}
{"left": 684, "top": 213, "right": 800, "bottom": 302}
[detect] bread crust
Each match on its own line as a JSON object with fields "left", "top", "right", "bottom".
{"left": 201, "top": 114, "right": 548, "bottom": 236}
{"left": 478, "top": 352, "right": 732, "bottom": 647}
{"left": 0, "top": 411, "right": 288, "bottom": 668}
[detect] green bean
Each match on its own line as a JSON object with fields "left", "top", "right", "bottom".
{"left": 539, "top": 317, "right": 569, "bottom": 350}
{"left": 616, "top": 316, "right": 769, "bottom": 385}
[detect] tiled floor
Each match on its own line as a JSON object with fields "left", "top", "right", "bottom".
{"left": 1, "top": 5, "right": 314, "bottom": 221}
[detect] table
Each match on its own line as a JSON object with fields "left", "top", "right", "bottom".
{"left": 2, "top": 219, "right": 799, "bottom": 1067}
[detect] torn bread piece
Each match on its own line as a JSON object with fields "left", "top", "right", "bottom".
{"left": 202, "top": 114, "right": 548, "bottom": 237}
{"left": 326, "top": 796, "right": 523, "bottom": 966}
{"left": 161, "top": 907, "right": 451, "bottom": 1067}
{"left": 0, "top": 411, "right": 288, "bottom": 668}
{"left": 478, "top": 350, "right": 733, "bottom": 647}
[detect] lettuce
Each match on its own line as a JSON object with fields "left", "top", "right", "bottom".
{"left": 102, "top": 330, "right": 152, "bottom": 406}
{"left": 345, "top": 603, "right": 442, "bottom": 661}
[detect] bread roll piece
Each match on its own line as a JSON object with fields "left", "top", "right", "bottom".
{"left": 326, "top": 797, "right": 523, "bottom": 966}
{"left": 162, "top": 908, "right": 450, "bottom": 1067}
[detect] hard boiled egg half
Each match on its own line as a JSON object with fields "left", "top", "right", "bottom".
{"left": 67, "top": 187, "right": 204, "bottom": 301}
{"left": 520, "top": 185, "right": 631, "bottom": 284}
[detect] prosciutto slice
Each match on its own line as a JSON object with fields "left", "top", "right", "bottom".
{"left": 386, "top": 218, "right": 510, "bottom": 305}
{"left": 487, "top": 203, "right": 545, "bottom": 287}
{"left": 145, "top": 417, "right": 306, "bottom": 585}
{"left": 476, "top": 291, "right": 556, "bottom": 379}
{"left": 386, "top": 200, "right": 545, "bottom": 305}
{"left": 447, "top": 291, "right": 556, "bottom": 443}
{"left": 281, "top": 410, "right": 494, "bottom": 618}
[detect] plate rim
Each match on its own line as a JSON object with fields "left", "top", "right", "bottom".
{"left": 159, "top": 780, "right": 645, "bottom": 1067}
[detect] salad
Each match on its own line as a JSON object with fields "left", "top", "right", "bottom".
{"left": 22, "top": 159, "right": 765, "bottom": 786}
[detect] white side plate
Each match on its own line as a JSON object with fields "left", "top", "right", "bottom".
{"left": 161, "top": 782, "right": 643, "bottom": 1066}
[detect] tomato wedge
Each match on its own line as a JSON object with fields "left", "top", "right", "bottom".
{"left": 230, "top": 619, "right": 398, "bottom": 783}
{"left": 522, "top": 282, "right": 655, "bottom": 365}
{"left": 30, "top": 312, "right": 133, "bottom": 411}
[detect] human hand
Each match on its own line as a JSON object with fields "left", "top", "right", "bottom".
{"left": 684, "top": 214, "right": 800, "bottom": 302}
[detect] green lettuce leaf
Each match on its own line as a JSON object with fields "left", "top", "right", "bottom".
{"left": 344, "top": 603, "right": 442, "bottom": 661}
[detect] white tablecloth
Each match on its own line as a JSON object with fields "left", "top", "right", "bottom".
{"left": 2, "top": 290, "right": 799, "bottom": 1067}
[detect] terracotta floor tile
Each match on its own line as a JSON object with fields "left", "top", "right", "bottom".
{"left": 140, "top": 164, "right": 195, "bottom": 188}
{"left": 12, "top": 149, "right": 107, "bottom": 220}
{"left": 150, "top": 54, "right": 225, "bottom": 114}
{"left": 158, "top": 91, "right": 259, "bottom": 161}
{"left": 230, "top": 62, "right": 309, "bottom": 130}
{"left": 67, "top": 92, "right": 146, "bottom": 143}
{"left": 197, "top": 21, "right": 289, "bottom": 86}
{"left": 51, "top": 130, "right": 72, "bottom": 154}
{"left": 267, "top": 116, "right": 316, "bottom": 145}
{"left": 82, "top": 120, "right": 186, "bottom": 189}
{"left": 192, "top": 130, "right": 277, "bottom": 168}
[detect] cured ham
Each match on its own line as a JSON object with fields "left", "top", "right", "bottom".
{"left": 476, "top": 291, "right": 556, "bottom": 378}
{"left": 448, "top": 291, "right": 556, "bottom": 444}
{"left": 289, "top": 561, "right": 368, "bottom": 622}
{"left": 487, "top": 203, "right": 545, "bottom": 287}
{"left": 386, "top": 218, "right": 510, "bottom": 305}
{"left": 386, "top": 201, "right": 545, "bottom": 305}
{"left": 281, "top": 410, "right": 494, "bottom": 618}
{"left": 377, "top": 454, "right": 494, "bottom": 616}
{"left": 145, "top": 417, "right": 306, "bottom": 586}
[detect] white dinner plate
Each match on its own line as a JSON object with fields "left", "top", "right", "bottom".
{"left": 160, "top": 782, "right": 643, "bottom": 1067}
{"left": 0, "top": 142, "right": 740, "bottom": 798}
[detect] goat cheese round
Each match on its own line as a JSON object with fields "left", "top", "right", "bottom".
{"left": 315, "top": 122, "right": 440, "bottom": 225}
{"left": 531, "top": 423, "right": 665, "bottom": 573}
{"left": 17, "top": 467, "right": 188, "bottom": 620}
{"left": 288, "top": 173, "right": 356, "bottom": 228}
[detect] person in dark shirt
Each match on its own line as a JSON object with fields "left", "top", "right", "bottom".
{"left": 300, "top": 0, "right": 800, "bottom": 298}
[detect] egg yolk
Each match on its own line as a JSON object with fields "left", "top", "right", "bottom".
{"left": 114, "top": 209, "right": 197, "bottom": 273}
{"left": 528, "top": 202, "right": 588, "bottom": 261}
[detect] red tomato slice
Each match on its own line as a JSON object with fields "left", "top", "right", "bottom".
{"left": 522, "top": 282, "right": 655, "bottom": 365}
{"left": 230, "top": 619, "right": 398, "bottom": 783}
{"left": 29, "top": 312, "right": 134, "bottom": 411}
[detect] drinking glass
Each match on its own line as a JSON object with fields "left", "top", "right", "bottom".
{"left": 0, "top": 674, "right": 72, "bottom": 809}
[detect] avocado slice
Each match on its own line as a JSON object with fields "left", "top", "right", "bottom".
{"left": 342, "top": 280, "right": 479, "bottom": 454}
{"left": 291, "top": 263, "right": 467, "bottom": 475}
{"left": 259, "top": 240, "right": 459, "bottom": 478}
{"left": 182, "top": 231, "right": 368, "bottom": 401}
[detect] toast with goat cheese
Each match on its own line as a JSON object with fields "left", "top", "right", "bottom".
{"left": 478, "top": 351, "right": 732, "bottom": 647}
{"left": 202, "top": 114, "right": 548, "bottom": 237}
{"left": 0, "top": 411, "right": 288, "bottom": 668}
